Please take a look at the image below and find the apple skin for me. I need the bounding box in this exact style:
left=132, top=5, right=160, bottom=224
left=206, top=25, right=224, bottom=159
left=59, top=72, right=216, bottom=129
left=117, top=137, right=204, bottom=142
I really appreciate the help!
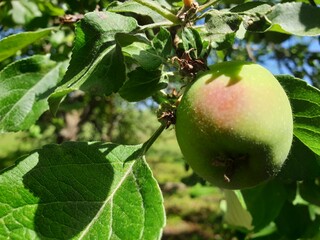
left=175, top=61, right=293, bottom=189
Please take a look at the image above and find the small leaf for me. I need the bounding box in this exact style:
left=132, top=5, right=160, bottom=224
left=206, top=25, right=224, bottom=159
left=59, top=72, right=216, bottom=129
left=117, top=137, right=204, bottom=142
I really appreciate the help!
left=276, top=75, right=320, bottom=156
left=204, top=10, right=242, bottom=49
left=108, top=0, right=167, bottom=23
left=117, top=33, right=163, bottom=71
left=0, top=55, right=66, bottom=133
left=0, top=28, right=55, bottom=62
left=119, top=67, right=167, bottom=102
left=181, top=27, right=203, bottom=58
left=267, top=2, right=320, bottom=36
left=0, top=142, right=165, bottom=239
left=241, top=179, right=295, bottom=231
left=152, top=27, right=173, bottom=58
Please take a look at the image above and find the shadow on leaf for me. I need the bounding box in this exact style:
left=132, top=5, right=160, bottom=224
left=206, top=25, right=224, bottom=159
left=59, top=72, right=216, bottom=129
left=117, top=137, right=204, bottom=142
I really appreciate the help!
left=22, top=141, right=119, bottom=239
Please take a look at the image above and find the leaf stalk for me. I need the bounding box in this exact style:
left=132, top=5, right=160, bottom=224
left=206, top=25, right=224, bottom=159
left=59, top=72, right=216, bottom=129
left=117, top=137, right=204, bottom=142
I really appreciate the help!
left=141, top=123, right=167, bottom=155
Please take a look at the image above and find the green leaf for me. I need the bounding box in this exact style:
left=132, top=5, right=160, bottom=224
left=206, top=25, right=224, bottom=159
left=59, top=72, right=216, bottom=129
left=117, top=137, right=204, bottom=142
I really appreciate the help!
left=0, top=142, right=165, bottom=239
left=230, top=2, right=272, bottom=32
left=204, top=10, right=242, bottom=49
left=111, top=0, right=179, bottom=24
left=276, top=75, right=320, bottom=156
left=78, top=44, right=126, bottom=95
left=0, top=55, right=66, bottom=133
left=250, top=223, right=280, bottom=240
left=49, top=44, right=125, bottom=115
left=117, top=33, right=163, bottom=71
left=181, top=28, right=203, bottom=58
left=119, top=67, right=167, bottom=102
left=152, top=27, right=173, bottom=59
left=108, top=0, right=167, bottom=23
left=267, top=2, right=320, bottom=36
left=63, top=11, right=136, bottom=85
left=223, top=190, right=253, bottom=231
left=222, top=0, right=245, bottom=4
left=278, top=137, right=320, bottom=181
left=275, top=202, right=320, bottom=239
left=48, top=12, right=137, bottom=113
left=241, top=179, right=295, bottom=231
left=0, top=28, right=55, bottom=62
left=230, top=2, right=272, bottom=15
left=37, top=1, right=65, bottom=16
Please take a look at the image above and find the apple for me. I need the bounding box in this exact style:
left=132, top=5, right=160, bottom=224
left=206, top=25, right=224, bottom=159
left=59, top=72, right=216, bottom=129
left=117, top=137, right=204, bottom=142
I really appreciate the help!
left=175, top=61, right=293, bottom=189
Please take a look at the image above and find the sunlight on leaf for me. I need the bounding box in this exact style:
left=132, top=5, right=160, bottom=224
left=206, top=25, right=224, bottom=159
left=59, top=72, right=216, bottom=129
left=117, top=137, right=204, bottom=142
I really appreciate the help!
left=276, top=75, right=320, bottom=156
left=0, top=55, right=67, bottom=133
left=267, top=2, right=320, bottom=36
left=0, top=142, right=165, bottom=239
left=0, top=28, right=55, bottom=62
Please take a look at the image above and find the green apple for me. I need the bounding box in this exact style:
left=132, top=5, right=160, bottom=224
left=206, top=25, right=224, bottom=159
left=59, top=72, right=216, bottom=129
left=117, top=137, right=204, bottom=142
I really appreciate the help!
left=175, top=61, right=293, bottom=189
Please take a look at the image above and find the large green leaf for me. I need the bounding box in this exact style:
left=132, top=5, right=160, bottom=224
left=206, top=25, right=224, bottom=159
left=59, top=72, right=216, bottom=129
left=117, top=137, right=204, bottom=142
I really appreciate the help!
left=48, top=11, right=138, bottom=114
left=241, top=179, right=295, bottom=231
left=276, top=75, right=320, bottom=156
left=62, top=11, right=137, bottom=86
left=0, top=55, right=66, bottom=133
left=49, top=44, right=125, bottom=114
left=278, top=137, right=320, bottom=181
left=267, top=2, right=320, bottom=36
left=0, top=142, right=165, bottom=239
left=0, top=28, right=55, bottom=62
left=275, top=202, right=320, bottom=239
